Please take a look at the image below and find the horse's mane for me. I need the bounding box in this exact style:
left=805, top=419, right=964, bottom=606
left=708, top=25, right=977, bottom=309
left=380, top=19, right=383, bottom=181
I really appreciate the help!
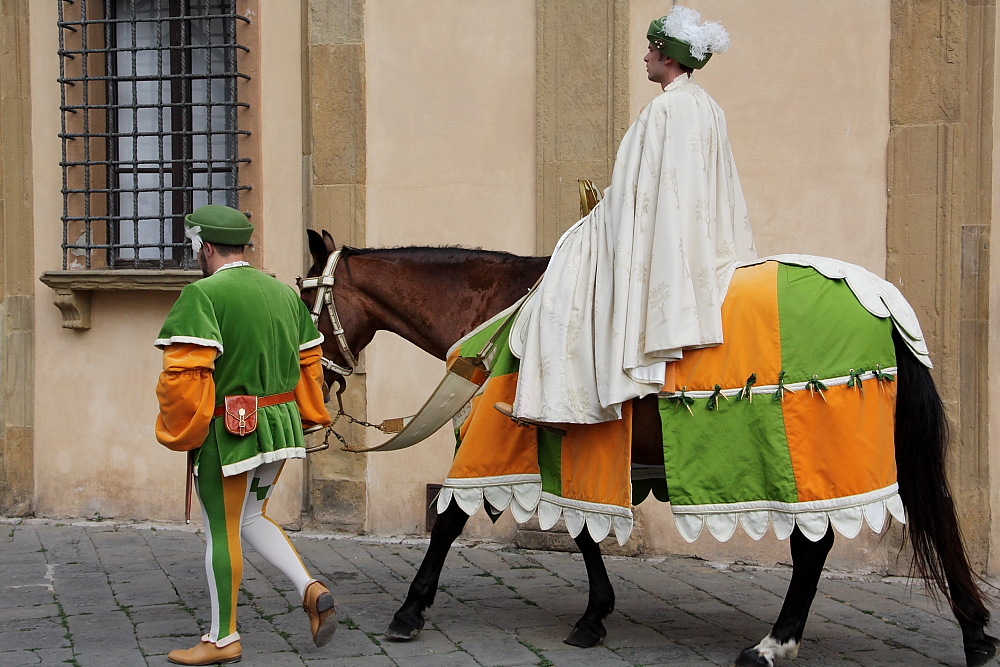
left=339, top=245, right=540, bottom=263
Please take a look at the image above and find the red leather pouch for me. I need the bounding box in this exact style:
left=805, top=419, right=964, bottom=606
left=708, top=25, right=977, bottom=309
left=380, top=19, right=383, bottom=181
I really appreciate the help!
left=224, top=395, right=258, bottom=436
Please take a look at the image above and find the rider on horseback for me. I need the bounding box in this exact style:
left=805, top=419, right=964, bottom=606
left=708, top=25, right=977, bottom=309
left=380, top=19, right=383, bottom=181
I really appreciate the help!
left=500, top=6, right=757, bottom=428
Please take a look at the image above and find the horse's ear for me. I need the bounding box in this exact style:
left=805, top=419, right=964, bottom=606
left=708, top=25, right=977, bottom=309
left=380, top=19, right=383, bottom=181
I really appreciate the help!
left=307, top=229, right=329, bottom=268
left=321, top=230, right=337, bottom=254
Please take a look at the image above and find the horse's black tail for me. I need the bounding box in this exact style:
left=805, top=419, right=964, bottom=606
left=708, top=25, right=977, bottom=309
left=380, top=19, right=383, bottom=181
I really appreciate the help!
left=893, top=330, right=990, bottom=624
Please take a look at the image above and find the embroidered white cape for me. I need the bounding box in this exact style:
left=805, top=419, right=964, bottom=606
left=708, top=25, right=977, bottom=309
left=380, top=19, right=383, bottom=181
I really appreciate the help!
left=515, top=74, right=758, bottom=423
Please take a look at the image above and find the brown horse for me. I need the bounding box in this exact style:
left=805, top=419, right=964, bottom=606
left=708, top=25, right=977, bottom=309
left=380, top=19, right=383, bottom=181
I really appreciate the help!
left=302, top=229, right=997, bottom=667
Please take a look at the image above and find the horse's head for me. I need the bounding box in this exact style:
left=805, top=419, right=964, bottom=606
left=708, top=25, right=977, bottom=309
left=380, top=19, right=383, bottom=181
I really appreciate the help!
left=301, top=229, right=366, bottom=401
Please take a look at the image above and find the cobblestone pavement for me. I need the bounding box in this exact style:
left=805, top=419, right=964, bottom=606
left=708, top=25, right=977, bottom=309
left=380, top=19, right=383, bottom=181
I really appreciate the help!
left=0, top=520, right=995, bottom=667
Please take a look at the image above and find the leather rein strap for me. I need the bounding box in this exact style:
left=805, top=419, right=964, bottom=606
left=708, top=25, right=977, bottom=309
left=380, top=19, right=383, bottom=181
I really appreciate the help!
left=298, top=249, right=359, bottom=377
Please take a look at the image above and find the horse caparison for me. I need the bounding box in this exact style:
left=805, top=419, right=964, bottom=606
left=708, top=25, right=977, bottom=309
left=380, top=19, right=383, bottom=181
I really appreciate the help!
left=302, top=229, right=998, bottom=667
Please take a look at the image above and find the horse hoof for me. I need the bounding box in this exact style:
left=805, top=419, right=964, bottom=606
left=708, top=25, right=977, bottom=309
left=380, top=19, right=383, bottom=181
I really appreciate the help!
left=384, top=615, right=423, bottom=641
left=563, top=624, right=605, bottom=648
left=732, top=647, right=772, bottom=667
left=966, top=633, right=1000, bottom=667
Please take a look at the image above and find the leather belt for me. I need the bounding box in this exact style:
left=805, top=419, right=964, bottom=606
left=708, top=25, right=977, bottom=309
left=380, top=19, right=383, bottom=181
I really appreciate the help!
left=213, top=391, right=296, bottom=417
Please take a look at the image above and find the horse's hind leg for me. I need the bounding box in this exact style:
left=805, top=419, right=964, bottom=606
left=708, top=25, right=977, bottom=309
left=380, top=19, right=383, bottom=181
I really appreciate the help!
left=948, top=570, right=999, bottom=667
left=564, top=529, right=615, bottom=648
left=735, top=525, right=834, bottom=667
left=385, top=499, right=469, bottom=640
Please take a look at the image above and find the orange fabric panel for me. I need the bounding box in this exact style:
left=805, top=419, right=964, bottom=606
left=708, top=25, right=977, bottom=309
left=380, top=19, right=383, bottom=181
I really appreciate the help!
left=449, top=373, right=540, bottom=480
left=782, top=378, right=897, bottom=502
left=560, top=401, right=632, bottom=508
left=672, top=262, right=783, bottom=391
left=155, top=343, right=218, bottom=452
left=222, top=472, right=247, bottom=631
left=296, top=345, right=333, bottom=429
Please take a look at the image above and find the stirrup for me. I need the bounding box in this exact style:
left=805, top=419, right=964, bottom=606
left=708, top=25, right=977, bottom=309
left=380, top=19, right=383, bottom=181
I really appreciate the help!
left=494, top=402, right=568, bottom=437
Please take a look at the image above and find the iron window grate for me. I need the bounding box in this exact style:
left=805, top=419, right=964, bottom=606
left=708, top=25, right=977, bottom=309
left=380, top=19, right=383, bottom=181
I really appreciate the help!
left=58, top=0, right=252, bottom=270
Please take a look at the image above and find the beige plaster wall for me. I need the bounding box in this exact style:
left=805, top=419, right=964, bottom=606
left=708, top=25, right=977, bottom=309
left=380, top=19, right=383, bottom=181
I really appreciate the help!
left=631, top=0, right=891, bottom=275
left=628, top=1, right=892, bottom=567
left=29, top=0, right=306, bottom=525
left=363, top=0, right=536, bottom=538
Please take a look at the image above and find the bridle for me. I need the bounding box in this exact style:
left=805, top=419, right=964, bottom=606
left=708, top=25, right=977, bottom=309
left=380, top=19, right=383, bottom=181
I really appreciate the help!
left=298, top=249, right=358, bottom=377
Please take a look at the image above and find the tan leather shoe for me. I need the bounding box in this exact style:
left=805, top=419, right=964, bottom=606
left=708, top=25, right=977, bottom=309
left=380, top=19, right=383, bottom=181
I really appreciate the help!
left=494, top=402, right=569, bottom=436
left=303, top=580, right=337, bottom=647
left=167, top=640, right=241, bottom=665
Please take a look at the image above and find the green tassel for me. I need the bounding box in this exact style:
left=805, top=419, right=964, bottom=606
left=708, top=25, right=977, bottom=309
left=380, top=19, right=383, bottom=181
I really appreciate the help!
left=873, top=364, right=895, bottom=383
left=773, top=370, right=792, bottom=402
left=806, top=375, right=829, bottom=402
left=737, top=373, right=757, bottom=403
left=669, top=386, right=695, bottom=416
left=707, top=384, right=728, bottom=411
left=847, top=368, right=866, bottom=396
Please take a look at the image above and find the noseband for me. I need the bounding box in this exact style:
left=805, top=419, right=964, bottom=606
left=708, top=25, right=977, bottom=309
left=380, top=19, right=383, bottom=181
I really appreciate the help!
left=298, top=249, right=359, bottom=377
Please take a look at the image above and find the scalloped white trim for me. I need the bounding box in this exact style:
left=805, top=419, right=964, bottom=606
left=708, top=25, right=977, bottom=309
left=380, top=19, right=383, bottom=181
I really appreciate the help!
left=439, top=476, right=634, bottom=545
left=671, top=486, right=905, bottom=543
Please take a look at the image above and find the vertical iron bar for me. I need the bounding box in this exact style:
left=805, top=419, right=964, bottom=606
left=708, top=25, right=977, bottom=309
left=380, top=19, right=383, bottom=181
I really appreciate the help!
left=131, top=0, right=140, bottom=265
left=228, top=0, right=238, bottom=210
left=59, top=0, right=70, bottom=269
left=205, top=0, right=214, bottom=209
left=81, top=0, right=92, bottom=269
left=105, top=0, right=117, bottom=268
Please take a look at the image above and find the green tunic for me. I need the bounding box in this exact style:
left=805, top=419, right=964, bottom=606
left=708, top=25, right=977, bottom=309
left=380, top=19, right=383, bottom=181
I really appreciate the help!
left=156, top=263, right=324, bottom=476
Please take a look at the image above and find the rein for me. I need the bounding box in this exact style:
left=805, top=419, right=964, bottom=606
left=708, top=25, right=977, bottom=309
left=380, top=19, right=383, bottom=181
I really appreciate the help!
left=298, top=249, right=395, bottom=452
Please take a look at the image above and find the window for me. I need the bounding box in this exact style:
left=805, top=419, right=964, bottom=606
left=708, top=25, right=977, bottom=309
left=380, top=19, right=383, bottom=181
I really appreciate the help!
left=58, top=0, right=250, bottom=270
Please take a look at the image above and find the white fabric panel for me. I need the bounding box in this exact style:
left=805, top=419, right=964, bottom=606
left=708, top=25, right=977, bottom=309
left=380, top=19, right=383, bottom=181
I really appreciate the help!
left=613, top=516, right=634, bottom=546
left=705, top=513, right=738, bottom=542
left=454, top=487, right=484, bottom=516
left=513, top=483, right=542, bottom=512
left=829, top=507, right=864, bottom=539
left=864, top=500, right=887, bottom=534
left=437, top=487, right=454, bottom=515
left=885, top=494, right=906, bottom=524
left=510, top=496, right=535, bottom=524
left=739, top=511, right=770, bottom=541
left=586, top=513, right=612, bottom=543
left=563, top=508, right=586, bottom=538
left=484, top=485, right=514, bottom=512
left=538, top=500, right=562, bottom=531
left=771, top=511, right=795, bottom=540
left=796, top=512, right=830, bottom=542
left=675, top=514, right=705, bottom=543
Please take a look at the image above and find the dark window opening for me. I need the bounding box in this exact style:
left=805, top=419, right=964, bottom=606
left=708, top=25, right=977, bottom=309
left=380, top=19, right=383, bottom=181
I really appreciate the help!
left=58, top=0, right=251, bottom=270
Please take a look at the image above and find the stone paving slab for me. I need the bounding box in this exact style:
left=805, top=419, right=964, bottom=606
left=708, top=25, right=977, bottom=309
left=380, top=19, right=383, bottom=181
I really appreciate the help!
left=0, top=520, right=997, bottom=666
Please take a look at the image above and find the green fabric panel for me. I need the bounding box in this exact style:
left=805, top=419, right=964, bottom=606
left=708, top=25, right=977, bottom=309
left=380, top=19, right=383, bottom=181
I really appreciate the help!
left=777, top=264, right=896, bottom=383
left=659, top=395, right=797, bottom=506
left=537, top=430, right=562, bottom=496
left=195, top=437, right=239, bottom=638
left=459, top=317, right=519, bottom=377
left=158, top=282, right=223, bottom=348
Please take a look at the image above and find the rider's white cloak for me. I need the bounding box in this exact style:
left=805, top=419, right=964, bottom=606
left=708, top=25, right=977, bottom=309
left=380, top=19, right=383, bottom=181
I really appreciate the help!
left=514, top=74, right=757, bottom=423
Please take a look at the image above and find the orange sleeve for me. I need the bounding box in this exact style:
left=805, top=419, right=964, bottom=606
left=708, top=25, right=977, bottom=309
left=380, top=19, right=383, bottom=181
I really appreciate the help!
left=296, top=345, right=332, bottom=430
left=155, top=343, right=218, bottom=452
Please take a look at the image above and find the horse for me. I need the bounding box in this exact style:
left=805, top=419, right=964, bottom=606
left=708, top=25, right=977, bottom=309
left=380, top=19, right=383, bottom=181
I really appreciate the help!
left=300, top=229, right=998, bottom=667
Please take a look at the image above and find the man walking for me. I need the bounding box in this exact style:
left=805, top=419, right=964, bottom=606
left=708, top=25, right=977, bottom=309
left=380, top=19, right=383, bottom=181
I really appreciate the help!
left=508, top=5, right=756, bottom=426
left=154, top=205, right=336, bottom=665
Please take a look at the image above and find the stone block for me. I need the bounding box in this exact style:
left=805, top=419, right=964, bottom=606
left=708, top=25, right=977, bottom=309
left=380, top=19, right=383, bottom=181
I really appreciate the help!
left=309, top=0, right=364, bottom=46
left=309, top=478, right=366, bottom=531
left=309, top=44, right=365, bottom=186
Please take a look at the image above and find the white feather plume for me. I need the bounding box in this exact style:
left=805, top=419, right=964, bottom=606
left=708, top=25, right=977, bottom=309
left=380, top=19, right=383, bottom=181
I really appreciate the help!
left=661, top=5, right=731, bottom=62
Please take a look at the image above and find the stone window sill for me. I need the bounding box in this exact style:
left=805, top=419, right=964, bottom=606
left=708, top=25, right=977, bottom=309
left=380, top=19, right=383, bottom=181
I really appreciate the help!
left=39, top=269, right=203, bottom=329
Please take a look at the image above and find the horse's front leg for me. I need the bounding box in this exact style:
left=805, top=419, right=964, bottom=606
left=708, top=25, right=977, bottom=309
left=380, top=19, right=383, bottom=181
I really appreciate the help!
left=564, top=529, right=616, bottom=648
left=735, top=525, right=834, bottom=667
left=385, top=499, right=469, bottom=640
